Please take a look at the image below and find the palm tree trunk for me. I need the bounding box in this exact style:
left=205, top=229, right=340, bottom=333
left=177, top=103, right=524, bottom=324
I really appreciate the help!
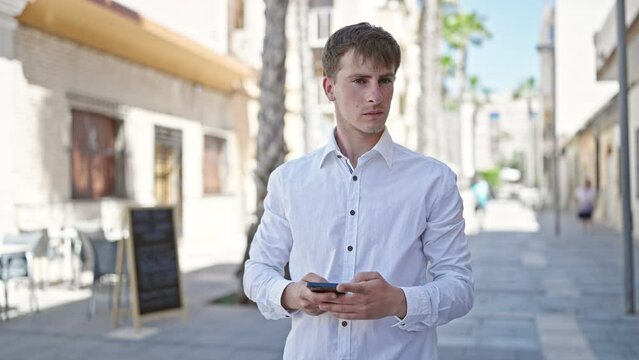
left=237, top=0, right=289, bottom=303
left=418, top=0, right=442, bottom=155
left=471, top=104, right=479, bottom=171
left=456, top=46, right=468, bottom=104
left=297, top=0, right=312, bottom=153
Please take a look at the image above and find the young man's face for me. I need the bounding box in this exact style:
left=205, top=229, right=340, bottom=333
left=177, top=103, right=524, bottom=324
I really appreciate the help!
left=323, top=49, right=395, bottom=136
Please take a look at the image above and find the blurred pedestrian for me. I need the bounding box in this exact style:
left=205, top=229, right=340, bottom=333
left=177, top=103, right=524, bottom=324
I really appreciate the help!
left=574, top=178, right=596, bottom=232
left=243, top=22, right=473, bottom=360
left=471, top=174, right=490, bottom=228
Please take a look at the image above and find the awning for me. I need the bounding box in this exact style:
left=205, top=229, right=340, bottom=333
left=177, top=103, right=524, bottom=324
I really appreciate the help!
left=17, top=0, right=255, bottom=93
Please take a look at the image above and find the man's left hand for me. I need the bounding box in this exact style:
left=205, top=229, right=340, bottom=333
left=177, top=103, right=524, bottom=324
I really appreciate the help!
left=318, top=272, right=407, bottom=320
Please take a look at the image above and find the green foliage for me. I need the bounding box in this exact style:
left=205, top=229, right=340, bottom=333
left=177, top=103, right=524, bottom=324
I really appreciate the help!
left=513, top=76, right=537, bottom=100
left=442, top=11, right=492, bottom=50
left=479, top=167, right=501, bottom=188
left=440, top=54, right=456, bottom=77
left=468, top=74, right=491, bottom=106
left=439, top=3, right=491, bottom=100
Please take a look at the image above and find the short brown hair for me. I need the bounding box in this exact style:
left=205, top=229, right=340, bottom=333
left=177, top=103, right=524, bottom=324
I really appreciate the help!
left=322, top=22, right=401, bottom=78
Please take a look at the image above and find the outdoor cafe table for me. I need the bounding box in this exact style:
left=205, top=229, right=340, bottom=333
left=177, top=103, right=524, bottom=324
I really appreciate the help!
left=0, top=244, right=31, bottom=320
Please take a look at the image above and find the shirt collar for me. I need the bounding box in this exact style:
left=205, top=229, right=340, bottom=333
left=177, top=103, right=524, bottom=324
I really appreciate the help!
left=319, top=127, right=394, bottom=169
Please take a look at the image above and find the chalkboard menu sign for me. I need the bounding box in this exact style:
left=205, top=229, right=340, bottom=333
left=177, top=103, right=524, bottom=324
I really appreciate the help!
left=126, top=207, right=184, bottom=328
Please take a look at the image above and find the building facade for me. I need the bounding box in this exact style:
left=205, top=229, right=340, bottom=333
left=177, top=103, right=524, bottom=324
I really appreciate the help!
left=559, top=0, right=639, bottom=233
left=0, top=0, right=255, bottom=267
left=539, top=0, right=618, bottom=209
left=592, top=0, right=639, bottom=231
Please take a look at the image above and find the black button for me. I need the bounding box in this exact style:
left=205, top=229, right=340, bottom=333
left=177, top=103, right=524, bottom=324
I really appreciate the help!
left=352, top=175, right=358, bottom=181
left=341, top=321, right=348, bottom=327
left=337, top=154, right=342, bottom=159
left=350, top=210, right=355, bottom=216
left=347, top=246, right=353, bottom=252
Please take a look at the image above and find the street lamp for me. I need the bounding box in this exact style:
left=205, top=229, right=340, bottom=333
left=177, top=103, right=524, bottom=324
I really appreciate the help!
left=615, top=0, right=635, bottom=315
left=537, top=8, right=560, bottom=237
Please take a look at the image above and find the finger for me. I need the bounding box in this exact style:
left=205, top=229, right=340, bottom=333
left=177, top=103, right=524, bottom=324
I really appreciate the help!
left=337, top=282, right=366, bottom=294
left=353, top=271, right=381, bottom=282
left=302, top=273, right=328, bottom=283
left=306, top=291, right=339, bottom=303
left=304, top=307, right=326, bottom=316
left=320, top=293, right=357, bottom=305
left=319, top=303, right=359, bottom=314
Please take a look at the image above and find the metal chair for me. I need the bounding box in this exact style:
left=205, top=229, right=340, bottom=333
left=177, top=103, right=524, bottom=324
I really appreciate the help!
left=1, top=231, right=45, bottom=319
left=76, top=229, right=126, bottom=318
left=17, top=229, right=51, bottom=288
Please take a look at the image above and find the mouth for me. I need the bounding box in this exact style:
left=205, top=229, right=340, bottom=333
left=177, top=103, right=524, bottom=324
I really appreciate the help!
left=363, top=111, right=384, bottom=116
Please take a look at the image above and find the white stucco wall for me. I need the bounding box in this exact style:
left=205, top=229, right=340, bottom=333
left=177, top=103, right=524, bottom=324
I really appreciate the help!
left=556, top=0, right=618, bottom=136
left=116, top=0, right=230, bottom=54
left=6, top=26, right=246, bottom=259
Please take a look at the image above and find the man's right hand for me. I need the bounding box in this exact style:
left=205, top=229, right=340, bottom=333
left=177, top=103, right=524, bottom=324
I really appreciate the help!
left=281, top=273, right=339, bottom=316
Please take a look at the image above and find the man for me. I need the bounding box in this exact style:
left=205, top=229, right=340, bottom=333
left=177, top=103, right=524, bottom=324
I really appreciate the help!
left=244, top=22, right=473, bottom=359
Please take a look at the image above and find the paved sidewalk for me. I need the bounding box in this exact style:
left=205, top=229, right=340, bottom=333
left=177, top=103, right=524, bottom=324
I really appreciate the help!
left=1, top=199, right=639, bottom=359
left=0, top=263, right=290, bottom=360
left=438, top=200, right=639, bottom=360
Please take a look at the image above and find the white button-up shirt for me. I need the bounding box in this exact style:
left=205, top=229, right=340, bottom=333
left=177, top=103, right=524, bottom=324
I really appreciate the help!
left=244, top=129, right=473, bottom=360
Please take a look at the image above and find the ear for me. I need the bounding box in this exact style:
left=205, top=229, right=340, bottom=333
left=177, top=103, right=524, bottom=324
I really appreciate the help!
left=323, top=77, right=336, bottom=102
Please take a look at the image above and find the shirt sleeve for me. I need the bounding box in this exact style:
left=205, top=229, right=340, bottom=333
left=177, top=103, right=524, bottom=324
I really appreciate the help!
left=393, top=168, right=474, bottom=331
left=243, top=167, right=296, bottom=320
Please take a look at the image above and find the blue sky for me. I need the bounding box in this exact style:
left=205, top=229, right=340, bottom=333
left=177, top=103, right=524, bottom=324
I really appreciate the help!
left=460, top=0, right=551, bottom=92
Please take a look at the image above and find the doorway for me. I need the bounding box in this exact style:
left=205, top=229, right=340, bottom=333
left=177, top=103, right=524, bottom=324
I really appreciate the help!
left=154, top=126, right=183, bottom=237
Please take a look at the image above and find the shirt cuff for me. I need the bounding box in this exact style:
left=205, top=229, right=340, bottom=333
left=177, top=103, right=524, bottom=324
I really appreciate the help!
left=268, top=278, right=296, bottom=318
left=392, top=286, right=432, bottom=331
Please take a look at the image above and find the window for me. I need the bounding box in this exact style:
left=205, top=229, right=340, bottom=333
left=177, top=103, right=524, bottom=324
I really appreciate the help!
left=231, top=0, right=244, bottom=29
left=312, top=48, right=324, bottom=77
left=309, top=7, right=332, bottom=47
left=203, top=135, right=227, bottom=194
left=71, top=110, right=125, bottom=199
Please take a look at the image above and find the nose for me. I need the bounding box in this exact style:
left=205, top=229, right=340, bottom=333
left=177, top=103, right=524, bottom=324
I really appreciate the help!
left=367, top=84, right=382, bottom=104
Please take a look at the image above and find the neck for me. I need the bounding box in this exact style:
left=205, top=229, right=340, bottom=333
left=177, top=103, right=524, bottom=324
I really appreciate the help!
left=334, top=126, right=383, bottom=168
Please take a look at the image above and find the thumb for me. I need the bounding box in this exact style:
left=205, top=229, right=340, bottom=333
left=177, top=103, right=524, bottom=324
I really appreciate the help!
left=302, top=272, right=328, bottom=283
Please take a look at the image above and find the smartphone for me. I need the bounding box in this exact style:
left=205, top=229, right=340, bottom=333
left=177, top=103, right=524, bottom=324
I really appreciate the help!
left=306, top=282, right=343, bottom=294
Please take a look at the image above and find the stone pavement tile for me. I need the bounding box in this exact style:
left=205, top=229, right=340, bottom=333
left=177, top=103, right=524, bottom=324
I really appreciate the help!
left=579, top=328, right=613, bottom=342
left=462, top=347, right=518, bottom=360
left=513, top=326, right=538, bottom=338
left=543, top=349, right=597, bottom=360
left=536, top=314, right=579, bottom=331
left=475, top=324, right=520, bottom=337
left=438, top=335, right=481, bottom=347
left=79, top=340, right=149, bottom=360
left=538, top=331, right=590, bottom=348
left=521, top=252, right=547, bottom=268
left=595, top=355, right=638, bottom=360
left=121, top=343, right=190, bottom=360
left=590, top=347, right=638, bottom=360
left=438, top=346, right=466, bottom=359
left=514, top=350, right=543, bottom=360
left=3, top=336, right=105, bottom=360
left=192, top=346, right=284, bottom=360
left=482, top=317, right=536, bottom=328
left=0, top=331, right=20, bottom=348
left=438, top=323, right=474, bottom=336
left=478, top=336, right=539, bottom=351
